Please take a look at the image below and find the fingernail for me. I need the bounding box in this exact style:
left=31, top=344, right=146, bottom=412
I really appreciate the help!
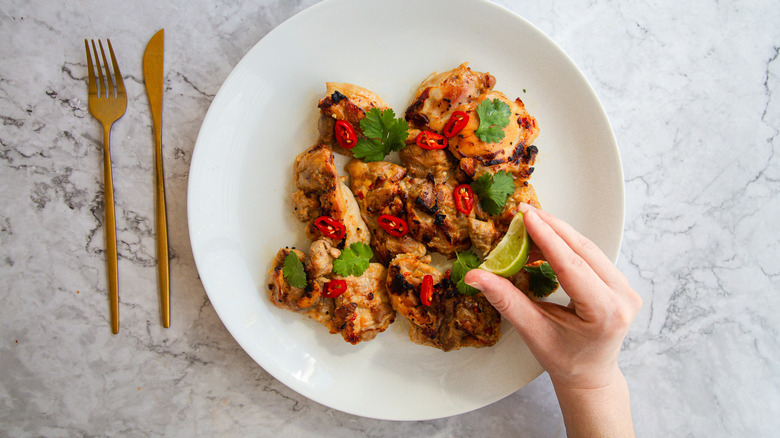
left=523, top=207, right=540, bottom=223
left=518, top=202, right=533, bottom=213
left=464, top=280, right=484, bottom=292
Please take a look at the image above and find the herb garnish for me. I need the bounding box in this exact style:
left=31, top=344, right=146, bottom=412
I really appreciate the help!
left=352, top=108, right=409, bottom=162
left=475, top=98, right=511, bottom=143
left=451, top=250, right=482, bottom=295
left=333, top=242, right=374, bottom=277
left=524, top=262, right=559, bottom=298
left=470, top=170, right=515, bottom=215
left=282, top=252, right=307, bottom=289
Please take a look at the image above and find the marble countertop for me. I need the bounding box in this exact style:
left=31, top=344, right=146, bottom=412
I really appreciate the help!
left=1, top=0, right=778, bottom=436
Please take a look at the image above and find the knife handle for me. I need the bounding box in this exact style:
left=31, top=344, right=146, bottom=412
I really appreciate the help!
left=154, top=137, right=170, bottom=328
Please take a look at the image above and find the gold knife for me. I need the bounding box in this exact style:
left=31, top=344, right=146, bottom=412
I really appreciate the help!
left=143, top=29, right=170, bottom=328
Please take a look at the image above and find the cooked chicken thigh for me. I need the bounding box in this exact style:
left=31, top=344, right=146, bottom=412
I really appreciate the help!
left=268, top=245, right=395, bottom=344
left=403, top=174, right=471, bottom=258
left=331, top=263, right=396, bottom=344
left=398, top=131, right=460, bottom=182
left=405, top=63, right=539, bottom=180
left=448, top=91, right=539, bottom=179
left=405, top=62, right=496, bottom=133
left=386, top=253, right=501, bottom=351
left=318, top=82, right=390, bottom=156
left=268, top=248, right=334, bottom=326
left=345, top=159, right=427, bottom=263
left=292, top=143, right=370, bottom=246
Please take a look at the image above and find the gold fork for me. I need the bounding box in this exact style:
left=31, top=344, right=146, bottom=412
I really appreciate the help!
left=85, top=39, right=127, bottom=334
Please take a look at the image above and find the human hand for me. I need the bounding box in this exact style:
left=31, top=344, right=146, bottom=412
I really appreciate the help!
left=464, top=203, right=642, bottom=390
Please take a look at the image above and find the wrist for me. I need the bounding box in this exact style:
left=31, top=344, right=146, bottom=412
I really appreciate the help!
left=550, top=366, right=636, bottom=438
left=549, top=362, right=624, bottom=391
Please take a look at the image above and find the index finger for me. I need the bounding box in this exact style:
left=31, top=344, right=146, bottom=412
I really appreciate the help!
left=520, top=203, right=628, bottom=289
left=520, top=207, right=610, bottom=316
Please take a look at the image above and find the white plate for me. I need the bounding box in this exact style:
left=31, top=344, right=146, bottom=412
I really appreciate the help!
left=188, top=0, right=624, bottom=421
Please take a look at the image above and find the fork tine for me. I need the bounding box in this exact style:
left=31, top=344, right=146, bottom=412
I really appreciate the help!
left=98, top=40, right=114, bottom=98
left=84, top=39, right=97, bottom=96
left=91, top=40, right=105, bottom=98
left=106, top=39, right=125, bottom=95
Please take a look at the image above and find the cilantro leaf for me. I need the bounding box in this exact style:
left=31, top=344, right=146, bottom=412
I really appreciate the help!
left=352, top=108, right=409, bottom=162
left=524, top=262, right=559, bottom=298
left=451, top=250, right=482, bottom=295
left=352, top=138, right=387, bottom=162
left=333, top=242, right=374, bottom=277
left=282, top=252, right=307, bottom=289
left=475, top=98, right=511, bottom=143
left=470, top=170, right=515, bottom=215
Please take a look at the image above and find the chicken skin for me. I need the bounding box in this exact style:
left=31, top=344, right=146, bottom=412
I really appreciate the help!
left=318, top=82, right=390, bottom=157
left=386, top=253, right=501, bottom=351
left=405, top=63, right=539, bottom=180
left=448, top=91, right=539, bottom=179
left=292, top=143, right=370, bottom=247
left=405, top=62, right=496, bottom=133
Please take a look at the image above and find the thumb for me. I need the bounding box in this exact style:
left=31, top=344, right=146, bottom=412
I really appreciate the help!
left=465, top=269, right=541, bottom=330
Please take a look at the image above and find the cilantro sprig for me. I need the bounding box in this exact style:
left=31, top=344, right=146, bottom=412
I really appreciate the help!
left=451, top=250, right=482, bottom=295
left=333, top=242, right=374, bottom=277
left=352, top=108, right=409, bottom=162
left=470, top=170, right=515, bottom=216
left=475, top=98, right=511, bottom=143
left=282, top=252, right=307, bottom=289
left=524, top=262, right=559, bottom=298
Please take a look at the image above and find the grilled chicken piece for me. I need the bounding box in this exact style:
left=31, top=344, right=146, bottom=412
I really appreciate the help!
left=405, top=63, right=539, bottom=180
left=268, top=248, right=334, bottom=326
left=345, top=159, right=427, bottom=264
left=331, top=263, right=396, bottom=344
left=398, top=134, right=460, bottom=183
left=293, top=143, right=370, bottom=246
left=448, top=91, right=539, bottom=179
left=269, top=245, right=395, bottom=344
left=403, top=174, right=471, bottom=258
left=469, top=180, right=542, bottom=253
left=405, top=62, right=496, bottom=133
left=386, top=253, right=501, bottom=351
left=318, top=82, right=390, bottom=156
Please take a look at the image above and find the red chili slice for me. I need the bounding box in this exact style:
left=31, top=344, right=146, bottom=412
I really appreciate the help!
left=377, top=214, right=409, bottom=237
left=334, top=120, right=357, bottom=149
left=323, top=279, right=347, bottom=298
left=415, top=130, right=447, bottom=150
left=453, top=184, right=474, bottom=214
left=420, top=275, right=433, bottom=306
left=314, top=216, right=346, bottom=240
left=443, top=111, right=469, bottom=138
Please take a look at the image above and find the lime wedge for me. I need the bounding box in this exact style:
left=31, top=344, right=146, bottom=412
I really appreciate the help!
left=479, top=212, right=532, bottom=277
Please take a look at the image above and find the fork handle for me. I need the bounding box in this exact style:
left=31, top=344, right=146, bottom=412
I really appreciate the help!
left=103, top=124, right=119, bottom=334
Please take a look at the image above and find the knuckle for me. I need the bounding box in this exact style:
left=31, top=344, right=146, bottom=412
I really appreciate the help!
left=485, top=291, right=515, bottom=315
left=577, top=234, right=598, bottom=252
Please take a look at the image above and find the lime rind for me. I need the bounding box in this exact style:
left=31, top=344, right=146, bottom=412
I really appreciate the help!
left=479, top=212, right=532, bottom=277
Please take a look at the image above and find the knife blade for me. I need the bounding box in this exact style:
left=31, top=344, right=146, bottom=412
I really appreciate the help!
left=143, top=29, right=170, bottom=328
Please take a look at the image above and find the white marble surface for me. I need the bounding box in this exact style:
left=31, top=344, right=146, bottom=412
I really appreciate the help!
left=1, top=0, right=778, bottom=436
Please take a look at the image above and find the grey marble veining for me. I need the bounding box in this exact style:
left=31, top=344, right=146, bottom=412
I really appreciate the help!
left=1, top=0, right=778, bottom=436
